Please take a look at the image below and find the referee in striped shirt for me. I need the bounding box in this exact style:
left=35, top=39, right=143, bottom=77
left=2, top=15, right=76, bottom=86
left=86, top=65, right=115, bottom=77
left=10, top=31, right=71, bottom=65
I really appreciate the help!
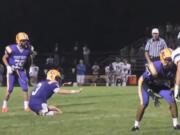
left=145, top=28, right=167, bottom=63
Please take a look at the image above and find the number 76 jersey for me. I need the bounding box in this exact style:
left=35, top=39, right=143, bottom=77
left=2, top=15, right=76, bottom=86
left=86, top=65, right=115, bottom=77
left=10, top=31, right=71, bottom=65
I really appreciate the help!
left=30, top=80, right=60, bottom=103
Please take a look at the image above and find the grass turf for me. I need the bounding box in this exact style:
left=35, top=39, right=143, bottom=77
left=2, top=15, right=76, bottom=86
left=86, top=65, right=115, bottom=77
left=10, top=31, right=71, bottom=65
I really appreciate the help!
left=0, top=86, right=179, bottom=135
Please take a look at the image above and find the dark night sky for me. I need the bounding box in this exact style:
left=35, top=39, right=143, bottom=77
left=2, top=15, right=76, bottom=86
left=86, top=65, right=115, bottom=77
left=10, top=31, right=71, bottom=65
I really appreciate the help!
left=0, top=0, right=180, bottom=53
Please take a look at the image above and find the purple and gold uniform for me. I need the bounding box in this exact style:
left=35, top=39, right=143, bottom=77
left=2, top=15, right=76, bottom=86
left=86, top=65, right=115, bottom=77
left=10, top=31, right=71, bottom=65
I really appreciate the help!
left=5, top=44, right=33, bottom=92
left=29, top=80, right=59, bottom=114
left=141, top=60, right=176, bottom=106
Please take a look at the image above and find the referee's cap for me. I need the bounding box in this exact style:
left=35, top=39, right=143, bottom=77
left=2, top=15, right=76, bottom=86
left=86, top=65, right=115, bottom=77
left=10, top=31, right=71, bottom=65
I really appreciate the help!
left=152, top=28, right=159, bottom=34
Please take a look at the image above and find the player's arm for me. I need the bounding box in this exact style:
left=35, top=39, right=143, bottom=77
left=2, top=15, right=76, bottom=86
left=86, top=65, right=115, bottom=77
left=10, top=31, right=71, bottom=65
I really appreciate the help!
left=2, top=46, right=14, bottom=74
left=2, top=46, right=12, bottom=66
left=174, top=61, right=180, bottom=101
left=29, top=46, right=36, bottom=65
left=145, top=52, right=152, bottom=64
left=2, top=53, right=9, bottom=66
left=54, top=88, right=82, bottom=95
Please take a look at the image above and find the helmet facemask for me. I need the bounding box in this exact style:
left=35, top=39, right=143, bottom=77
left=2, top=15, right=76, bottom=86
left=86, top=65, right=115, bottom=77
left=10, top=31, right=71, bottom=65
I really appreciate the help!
left=16, top=32, right=30, bottom=49
left=163, top=57, right=173, bottom=69
left=55, top=76, right=62, bottom=85
left=19, top=39, right=30, bottom=49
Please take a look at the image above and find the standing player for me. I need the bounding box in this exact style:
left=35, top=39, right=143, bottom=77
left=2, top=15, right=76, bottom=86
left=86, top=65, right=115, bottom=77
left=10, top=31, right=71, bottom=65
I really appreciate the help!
left=121, top=59, right=131, bottom=86
left=105, top=64, right=114, bottom=86
left=112, top=57, right=123, bottom=86
left=2, top=32, right=34, bottom=112
left=29, top=69, right=81, bottom=116
left=132, top=48, right=180, bottom=131
left=172, top=47, right=180, bottom=101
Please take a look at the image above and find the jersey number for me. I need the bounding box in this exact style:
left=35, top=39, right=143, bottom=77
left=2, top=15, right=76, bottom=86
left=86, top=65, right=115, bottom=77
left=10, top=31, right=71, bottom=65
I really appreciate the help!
left=32, top=83, right=42, bottom=95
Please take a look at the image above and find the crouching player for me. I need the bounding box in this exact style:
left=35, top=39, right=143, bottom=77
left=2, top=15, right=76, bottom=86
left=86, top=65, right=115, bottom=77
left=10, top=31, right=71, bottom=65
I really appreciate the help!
left=131, top=48, right=180, bottom=131
left=29, top=69, right=81, bottom=116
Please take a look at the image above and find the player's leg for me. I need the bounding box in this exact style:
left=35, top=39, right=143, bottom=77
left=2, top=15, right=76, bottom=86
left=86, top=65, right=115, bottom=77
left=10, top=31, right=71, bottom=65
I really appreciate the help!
left=38, top=103, right=62, bottom=116
left=48, top=105, right=63, bottom=114
left=76, top=75, right=80, bottom=86
left=115, top=74, right=119, bottom=86
left=111, top=74, right=115, bottom=86
left=81, top=75, right=85, bottom=85
left=18, top=70, right=29, bottom=111
left=116, top=77, right=121, bottom=86
left=122, top=74, right=128, bottom=86
left=29, top=102, right=42, bottom=115
left=132, top=88, right=149, bottom=131
left=105, top=74, right=109, bottom=86
left=79, top=75, right=82, bottom=86
left=121, top=73, right=126, bottom=86
left=2, top=73, right=15, bottom=112
left=159, top=90, right=180, bottom=129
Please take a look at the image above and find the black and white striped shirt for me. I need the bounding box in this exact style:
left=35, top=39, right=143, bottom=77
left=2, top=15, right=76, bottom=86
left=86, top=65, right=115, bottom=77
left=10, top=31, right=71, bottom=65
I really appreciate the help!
left=145, top=38, right=167, bottom=58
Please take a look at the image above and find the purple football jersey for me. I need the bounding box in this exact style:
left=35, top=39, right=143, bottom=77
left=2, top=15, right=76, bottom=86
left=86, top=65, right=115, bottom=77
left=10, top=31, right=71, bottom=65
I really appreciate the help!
left=6, top=44, right=32, bottom=70
left=29, top=80, right=59, bottom=103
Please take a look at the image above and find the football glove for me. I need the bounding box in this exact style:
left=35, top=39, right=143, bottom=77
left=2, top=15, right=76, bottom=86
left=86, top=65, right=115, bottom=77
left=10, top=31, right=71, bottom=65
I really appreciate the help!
left=6, top=65, right=13, bottom=74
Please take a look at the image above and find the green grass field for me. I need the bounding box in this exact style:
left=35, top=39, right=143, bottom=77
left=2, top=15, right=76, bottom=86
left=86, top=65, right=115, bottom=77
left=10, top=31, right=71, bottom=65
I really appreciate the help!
left=0, top=86, right=180, bottom=135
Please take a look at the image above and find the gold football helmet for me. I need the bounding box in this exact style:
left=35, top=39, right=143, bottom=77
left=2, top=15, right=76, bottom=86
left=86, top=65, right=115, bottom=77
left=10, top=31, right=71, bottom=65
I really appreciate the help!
left=46, top=69, right=61, bottom=81
left=16, top=32, right=29, bottom=44
left=160, top=48, right=172, bottom=65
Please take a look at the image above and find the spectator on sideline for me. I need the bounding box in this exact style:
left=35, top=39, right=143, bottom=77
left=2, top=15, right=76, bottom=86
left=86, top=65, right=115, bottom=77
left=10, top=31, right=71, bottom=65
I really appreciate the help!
left=92, top=62, right=100, bottom=76
left=76, top=59, right=86, bottom=86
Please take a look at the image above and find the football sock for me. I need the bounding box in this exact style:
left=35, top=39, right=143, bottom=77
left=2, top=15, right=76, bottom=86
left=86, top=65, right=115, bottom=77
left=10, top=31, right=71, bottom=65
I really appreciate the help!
left=2, top=100, right=8, bottom=108
left=45, top=111, right=55, bottom=116
left=173, top=118, right=179, bottom=127
left=134, top=120, right=140, bottom=127
left=24, top=101, right=29, bottom=109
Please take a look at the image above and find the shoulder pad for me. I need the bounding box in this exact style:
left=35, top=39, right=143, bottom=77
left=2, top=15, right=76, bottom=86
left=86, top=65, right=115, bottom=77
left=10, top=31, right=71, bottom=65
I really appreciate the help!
left=5, top=45, right=12, bottom=54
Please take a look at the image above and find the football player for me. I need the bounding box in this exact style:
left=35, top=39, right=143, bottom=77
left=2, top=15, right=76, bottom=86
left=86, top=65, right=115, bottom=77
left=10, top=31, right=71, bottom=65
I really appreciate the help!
left=105, top=64, right=114, bottom=86
left=29, top=69, right=81, bottom=116
left=112, top=57, right=123, bottom=86
left=121, top=59, right=131, bottom=86
left=2, top=32, right=34, bottom=112
left=131, top=48, right=180, bottom=131
left=172, top=47, right=180, bottom=102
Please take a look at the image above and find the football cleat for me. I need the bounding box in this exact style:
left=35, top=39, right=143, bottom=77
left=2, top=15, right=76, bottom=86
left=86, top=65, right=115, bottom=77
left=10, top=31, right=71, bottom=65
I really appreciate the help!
left=174, top=124, right=180, bottom=130
left=2, top=107, right=9, bottom=113
left=131, top=126, right=140, bottom=131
